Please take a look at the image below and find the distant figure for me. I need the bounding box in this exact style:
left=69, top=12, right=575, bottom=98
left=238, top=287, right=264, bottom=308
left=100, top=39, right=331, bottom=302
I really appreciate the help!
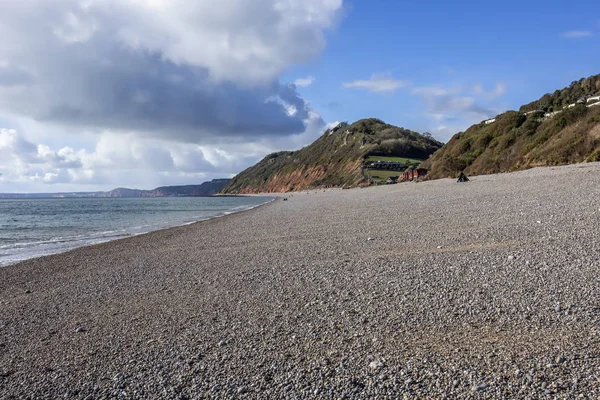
left=457, top=171, right=469, bottom=183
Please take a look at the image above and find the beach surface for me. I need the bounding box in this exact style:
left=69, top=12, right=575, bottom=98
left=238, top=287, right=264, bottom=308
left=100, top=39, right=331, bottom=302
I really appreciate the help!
left=1, top=163, right=600, bottom=399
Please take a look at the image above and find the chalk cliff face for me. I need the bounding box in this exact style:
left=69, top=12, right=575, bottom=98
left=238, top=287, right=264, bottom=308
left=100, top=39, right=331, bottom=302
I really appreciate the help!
left=222, top=119, right=442, bottom=194
left=422, top=74, right=600, bottom=179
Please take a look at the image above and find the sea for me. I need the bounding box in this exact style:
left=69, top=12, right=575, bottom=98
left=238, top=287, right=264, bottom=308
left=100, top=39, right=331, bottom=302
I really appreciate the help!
left=0, top=196, right=273, bottom=267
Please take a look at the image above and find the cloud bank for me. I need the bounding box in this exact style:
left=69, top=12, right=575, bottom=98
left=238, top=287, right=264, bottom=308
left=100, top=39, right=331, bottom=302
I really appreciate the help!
left=343, top=74, right=409, bottom=93
left=294, top=76, right=316, bottom=87
left=560, top=30, right=593, bottom=39
left=0, top=0, right=344, bottom=191
left=0, top=0, right=343, bottom=142
left=0, top=128, right=272, bottom=190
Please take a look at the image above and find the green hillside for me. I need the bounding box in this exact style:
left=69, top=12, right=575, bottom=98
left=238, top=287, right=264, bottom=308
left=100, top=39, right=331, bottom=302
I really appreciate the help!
left=421, top=74, right=600, bottom=179
left=222, top=118, right=442, bottom=193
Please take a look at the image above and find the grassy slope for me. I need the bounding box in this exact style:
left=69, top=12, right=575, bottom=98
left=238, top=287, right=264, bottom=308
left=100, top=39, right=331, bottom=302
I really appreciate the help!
left=222, top=119, right=442, bottom=193
left=422, top=74, right=600, bottom=179
left=365, top=155, right=424, bottom=164
left=364, top=156, right=424, bottom=182
left=364, top=169, right=403, bottom=182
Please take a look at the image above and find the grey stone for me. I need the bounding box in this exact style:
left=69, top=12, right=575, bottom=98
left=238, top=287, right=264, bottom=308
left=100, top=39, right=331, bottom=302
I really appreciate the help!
left=472, top=383, right=489, bottom=392
left=369, top=360, right=384, bottom=370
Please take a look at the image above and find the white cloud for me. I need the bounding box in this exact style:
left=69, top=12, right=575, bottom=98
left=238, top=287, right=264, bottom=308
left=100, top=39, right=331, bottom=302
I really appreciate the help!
left=411, top=83, right=500, bottom=141
left=27, top=0, right=342, bottom=85
left=0, top=128, right=216, bottom=191
left=0, top=112, right=331, bottom=192
left=294, top=76, right=315, bottom=87
left=343, top=74, right=409, bottom=93
left=0, top=0, right=341, bottom=143
left=0, top=128, right=37, bottom=158
left=411, top=86, right=456, bottom=97
left=560, top=30, right=593, bottom=39
left=472, top=82, right=505, bottom=100
left=52, top=11, right=98, bottom=44
left=0, top=0, right=343, bottom=191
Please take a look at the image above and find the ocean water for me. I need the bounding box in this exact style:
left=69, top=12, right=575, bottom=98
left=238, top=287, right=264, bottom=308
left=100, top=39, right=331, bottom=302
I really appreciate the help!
left=0, top=196, right=273, bottom=267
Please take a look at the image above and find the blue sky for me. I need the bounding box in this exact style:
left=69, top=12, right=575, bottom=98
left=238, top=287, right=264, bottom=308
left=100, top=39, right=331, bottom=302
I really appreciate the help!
left=287, top=0, right=600, bottom=137
left=0, top=0, right=599, bottom=192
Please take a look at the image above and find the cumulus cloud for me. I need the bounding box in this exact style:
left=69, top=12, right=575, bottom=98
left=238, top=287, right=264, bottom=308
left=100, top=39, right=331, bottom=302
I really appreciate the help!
left=472, top=82, right=506, bottom=100
left=343, top=74, right=409, bottom=93
left=411, top=84, right=498, bottom=140
left=110, top=0, right=342, bottom=84
left=0, top=64, right=34, bottom=87
left=411, top=86, right=456, bottom=98
left=0, top=0, right=345, bottom=191
left=0, top=128, right=256, bottom=191
left=560, top=30, right=593, bottom=39
left=0, top=128, right=86, bottom=188
left=0, top=0, right=341, bottom=145
left=294, top=76, right=315, bottom=87
left=0, top=123, right=337, bottom=192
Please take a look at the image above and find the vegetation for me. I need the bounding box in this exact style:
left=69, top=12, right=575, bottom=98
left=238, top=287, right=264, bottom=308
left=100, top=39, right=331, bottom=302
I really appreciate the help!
left=222, top=118, right=442, bottom=193
left=363, top=156, right=423, bottom=182
left=364, top=155, right=423, bottom=164
left=364, top=169, right=402, bottom=183
left=422, top=73, right=600, bottom=179
left=520, top=75, right=600, bottom=113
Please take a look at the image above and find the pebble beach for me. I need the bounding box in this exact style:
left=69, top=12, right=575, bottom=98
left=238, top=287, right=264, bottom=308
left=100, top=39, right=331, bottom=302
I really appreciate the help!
left=1, top=162, right=600, bottom=399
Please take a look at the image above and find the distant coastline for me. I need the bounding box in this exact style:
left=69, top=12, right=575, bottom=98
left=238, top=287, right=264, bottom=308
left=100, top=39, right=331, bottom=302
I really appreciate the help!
left=0, top=178, right=232, bottom=199
left=0, top=194, right=248, bottom=199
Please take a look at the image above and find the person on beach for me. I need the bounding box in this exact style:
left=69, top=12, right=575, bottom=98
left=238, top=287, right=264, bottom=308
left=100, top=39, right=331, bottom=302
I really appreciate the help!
left=457, top=171, right=469, bottom=183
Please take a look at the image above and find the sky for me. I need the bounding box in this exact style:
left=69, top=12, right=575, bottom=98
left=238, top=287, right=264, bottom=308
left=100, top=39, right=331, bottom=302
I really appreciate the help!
left=0, top=0, right=599, bottom=193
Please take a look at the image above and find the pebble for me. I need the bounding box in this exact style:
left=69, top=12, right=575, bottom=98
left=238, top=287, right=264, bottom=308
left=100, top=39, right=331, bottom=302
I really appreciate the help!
left=472, top=383, right=489, bottom=391
left=369, top=360, right=384, bottom=370
left=3, top=162, right=600, bottom=398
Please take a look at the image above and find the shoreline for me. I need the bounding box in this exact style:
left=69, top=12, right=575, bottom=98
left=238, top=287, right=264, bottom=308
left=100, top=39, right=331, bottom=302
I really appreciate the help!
left=2, top=162, right=600, bottom=398
left=0, top=196, right=276, bottom=269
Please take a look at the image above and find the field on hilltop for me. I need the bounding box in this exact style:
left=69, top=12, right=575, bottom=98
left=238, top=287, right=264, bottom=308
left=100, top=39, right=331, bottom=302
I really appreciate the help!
left=222, top=119, right=442, bottom=193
